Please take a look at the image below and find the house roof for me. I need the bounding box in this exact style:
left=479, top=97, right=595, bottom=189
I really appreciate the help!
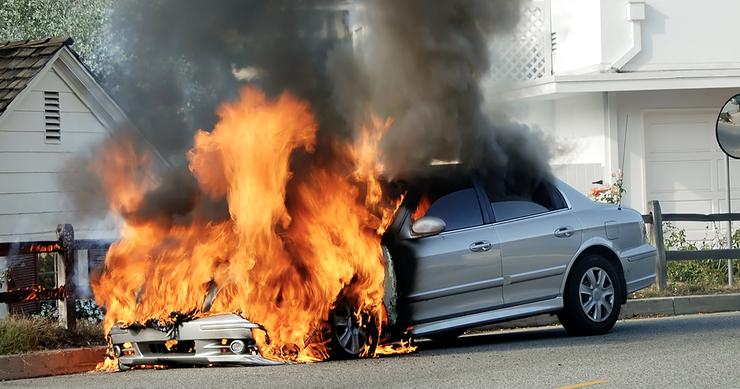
left=0, top=37, right=72, bottom=115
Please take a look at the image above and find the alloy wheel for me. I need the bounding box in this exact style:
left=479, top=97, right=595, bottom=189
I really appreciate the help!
left=578, top=267, right=615, bottom=323
left=332, top=302, right=368, bottom=355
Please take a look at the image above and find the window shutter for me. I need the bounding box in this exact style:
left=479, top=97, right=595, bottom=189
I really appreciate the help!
left=44, top=91, right=61, bottom=143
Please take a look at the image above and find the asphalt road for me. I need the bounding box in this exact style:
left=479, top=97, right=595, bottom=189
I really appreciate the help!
left=4, top=312, right=740, bottom=389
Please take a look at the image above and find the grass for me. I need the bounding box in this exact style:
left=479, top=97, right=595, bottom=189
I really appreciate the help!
left=631, top=282, right=740, bottom=299
left=0, top=316, right=105, bottom=355
left=630, top=258, right=740, bottom=298
left=629, top=224, right=740, bottom=299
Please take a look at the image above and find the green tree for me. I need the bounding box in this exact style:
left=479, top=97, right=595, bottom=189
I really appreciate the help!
left=0, top=0, right=112, bottom=77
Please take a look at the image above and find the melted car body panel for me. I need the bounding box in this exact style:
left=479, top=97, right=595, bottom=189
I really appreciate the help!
left=110, top=314, right=284, bottom=368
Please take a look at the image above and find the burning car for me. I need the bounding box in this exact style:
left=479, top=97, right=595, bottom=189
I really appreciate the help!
left=110, top=173, right=656, bottom=368
left=368, top=175, right=656, bottom=344
left=110, top=314, right=282, bottom=369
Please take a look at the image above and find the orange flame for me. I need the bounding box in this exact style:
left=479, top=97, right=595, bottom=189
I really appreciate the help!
left=411, top=195, right=431, bottom=221
left=95, top=355, right=119, bottom=372
left=374, top=338, right=417, bottom=356
left=28, top=243, right=61, bottom=253
left=92, top=87, right=410, bottom=362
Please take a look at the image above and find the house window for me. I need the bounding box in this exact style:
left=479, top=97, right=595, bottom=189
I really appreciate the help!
left=43, top=91, right=61, bottom=143
left=37, top=253, right=58, bottom=289
left=36, top=253, right=59, bottom=317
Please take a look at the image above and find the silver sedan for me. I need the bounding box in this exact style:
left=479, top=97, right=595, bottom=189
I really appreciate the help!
left=331, top=176, right=656, bottom=355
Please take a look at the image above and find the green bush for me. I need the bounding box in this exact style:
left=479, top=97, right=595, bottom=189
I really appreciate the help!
left=0, top=316, right=104, bottom=355
left=34, top=299, right=105, bottom=324
left=0, top=317, right=38, bottom=355
left=663, top=223, right=740, bottom=291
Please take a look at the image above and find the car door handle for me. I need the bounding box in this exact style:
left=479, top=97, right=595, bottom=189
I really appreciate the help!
left=469, top=240, right=492, bottom=252
left=554, top=226, right=575, bottom=238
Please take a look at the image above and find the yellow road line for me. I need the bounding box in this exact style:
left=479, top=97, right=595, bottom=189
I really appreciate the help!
left=554, top=379, right=608, bottom=389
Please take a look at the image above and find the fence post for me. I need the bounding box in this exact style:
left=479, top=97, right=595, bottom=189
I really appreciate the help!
left=647, top=200, right=667, bottom=291
left=726, top=155, right=734, bottom=286
left=57, top=224, right=76, bottom=331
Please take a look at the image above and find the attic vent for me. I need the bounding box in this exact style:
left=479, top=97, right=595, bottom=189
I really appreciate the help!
left=43, top=91, right=61, bottom=143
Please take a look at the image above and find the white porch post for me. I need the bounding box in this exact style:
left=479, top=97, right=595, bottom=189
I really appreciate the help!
left=0, top=256, right=7, bottom=319
left=75, top=250, right=89, bottom=297
left=55, top=253, right=68, bottom=328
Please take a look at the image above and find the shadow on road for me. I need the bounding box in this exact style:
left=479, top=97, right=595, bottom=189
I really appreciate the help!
left=414, top=312, right=740, bottom=356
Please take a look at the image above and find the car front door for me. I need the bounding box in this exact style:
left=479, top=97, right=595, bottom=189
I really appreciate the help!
left=399, top=187, right=504, bottom=325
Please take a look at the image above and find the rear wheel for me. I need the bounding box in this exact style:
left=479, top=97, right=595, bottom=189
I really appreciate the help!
left=558, top=254, right=623, bottom=336
left=330, top=299, right=376, bottom=359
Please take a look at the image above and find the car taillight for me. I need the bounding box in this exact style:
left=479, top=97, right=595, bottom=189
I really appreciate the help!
left=640, top=220, right=648, bottom=243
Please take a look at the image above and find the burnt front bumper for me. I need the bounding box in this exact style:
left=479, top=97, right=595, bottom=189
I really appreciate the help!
left=109, top=313, right=283, bottom=368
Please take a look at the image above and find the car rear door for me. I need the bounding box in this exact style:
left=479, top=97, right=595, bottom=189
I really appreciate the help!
left=399, top=186, right=504, bottom=325
left=482, top=181, right=582, bottom=306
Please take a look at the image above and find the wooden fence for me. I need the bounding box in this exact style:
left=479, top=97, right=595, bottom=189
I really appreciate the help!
left=645, top=200, right=740, bottom=290
left=0, top=225, right=112, bottom=330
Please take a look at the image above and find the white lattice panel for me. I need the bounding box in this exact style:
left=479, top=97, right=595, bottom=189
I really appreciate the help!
left=490, top=2, right=552, bottom=82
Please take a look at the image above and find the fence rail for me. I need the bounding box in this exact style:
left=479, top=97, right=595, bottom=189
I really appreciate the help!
left=644, top=200, right=739, bottom=290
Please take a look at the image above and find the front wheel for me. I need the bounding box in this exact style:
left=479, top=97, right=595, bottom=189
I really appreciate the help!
left=329, top=299, right=376, bottom=359
left=557, top=254, right=623, bottom=336
left=118, top=360, right=132, bottom=372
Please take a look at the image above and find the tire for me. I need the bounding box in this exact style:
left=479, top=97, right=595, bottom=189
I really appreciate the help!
left=329, top=299, right=377, bottom=359
left=118, top=360, right=132, bottom=372
left=557, top=254, right=623, bottom=336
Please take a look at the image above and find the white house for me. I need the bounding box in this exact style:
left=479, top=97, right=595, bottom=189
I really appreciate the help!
left=0, top=38, right=128, bottom=317
left=491, top=0, right=740, bottom=240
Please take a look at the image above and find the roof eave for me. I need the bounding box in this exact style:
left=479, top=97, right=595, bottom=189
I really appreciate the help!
left=503, top=69, right=740, bottom=101
left=0, top=48, right=64, bottom=125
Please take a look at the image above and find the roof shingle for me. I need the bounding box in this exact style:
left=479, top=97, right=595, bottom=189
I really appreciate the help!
left=0, top=37, right=72, bottom=115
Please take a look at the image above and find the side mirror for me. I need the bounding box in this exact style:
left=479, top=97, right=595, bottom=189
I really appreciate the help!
left=411, top=216, right=446, bottom=238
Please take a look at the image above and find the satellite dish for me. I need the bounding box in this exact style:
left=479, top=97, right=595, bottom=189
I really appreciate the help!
left=717, top=94, right=740, bottom=159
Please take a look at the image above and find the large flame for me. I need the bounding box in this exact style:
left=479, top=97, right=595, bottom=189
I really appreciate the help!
left=92, top=87, right=408, bottom=362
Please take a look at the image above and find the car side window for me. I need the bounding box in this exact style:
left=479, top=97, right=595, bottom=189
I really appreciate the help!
left=487, top=181, right=566, bottom=222
left=414, top=187, right=484, bottom=231
left=492, top=201, right=549, bottom=222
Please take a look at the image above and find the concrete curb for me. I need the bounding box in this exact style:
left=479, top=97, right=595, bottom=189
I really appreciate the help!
left=478, top=293, right=740, bottom=331
left=0, top=346, right=106, bottom=381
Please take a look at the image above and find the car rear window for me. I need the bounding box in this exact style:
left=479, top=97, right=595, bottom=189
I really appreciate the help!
left=485, top=180, right=566, bottom=222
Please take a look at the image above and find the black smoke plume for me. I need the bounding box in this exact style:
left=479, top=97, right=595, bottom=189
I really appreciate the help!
left=332, top=0, right=551, bottom=188
left=77, top=0, right=554, bottom=222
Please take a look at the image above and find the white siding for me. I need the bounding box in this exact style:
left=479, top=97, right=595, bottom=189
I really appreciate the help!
left=550, top=0, right=602, bottom=74
left=513, top=93, right=608, bottom=194
left=643, top=110, right=740, bottom=240
left=514, top=88, right=740, bottom=215
left=613, top=88, right=740, bottom=212
left=0, top=66, right=116, bottom=243
left=625, top=0, right=740, bottom=71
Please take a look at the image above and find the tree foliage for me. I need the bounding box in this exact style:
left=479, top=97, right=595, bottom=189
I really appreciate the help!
left=0, top=0, right=112, bottom=76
